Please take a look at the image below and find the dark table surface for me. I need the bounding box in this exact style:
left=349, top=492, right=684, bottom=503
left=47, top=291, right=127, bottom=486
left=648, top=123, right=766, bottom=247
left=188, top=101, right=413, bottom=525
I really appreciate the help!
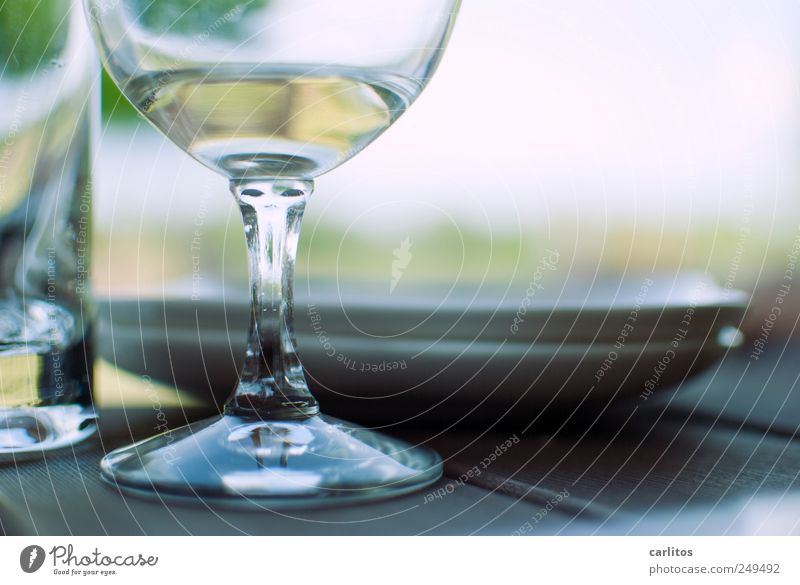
left=1, top=342, right=799, bottom=535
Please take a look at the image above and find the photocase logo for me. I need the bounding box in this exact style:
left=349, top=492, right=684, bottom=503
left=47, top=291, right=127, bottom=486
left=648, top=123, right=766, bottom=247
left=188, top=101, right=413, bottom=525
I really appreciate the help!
left=390, top=237, right=413, bottom=294
left=19, top=545, right=45, bottom=573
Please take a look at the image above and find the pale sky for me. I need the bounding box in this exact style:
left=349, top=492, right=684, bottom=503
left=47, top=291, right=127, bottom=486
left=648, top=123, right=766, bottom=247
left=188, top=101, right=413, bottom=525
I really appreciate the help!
left=96, top=0, right=800, bottom=237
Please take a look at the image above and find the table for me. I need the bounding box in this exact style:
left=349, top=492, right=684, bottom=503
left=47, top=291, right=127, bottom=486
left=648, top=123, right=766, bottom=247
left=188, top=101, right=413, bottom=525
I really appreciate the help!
left=1, top=342, right=798, bottom=535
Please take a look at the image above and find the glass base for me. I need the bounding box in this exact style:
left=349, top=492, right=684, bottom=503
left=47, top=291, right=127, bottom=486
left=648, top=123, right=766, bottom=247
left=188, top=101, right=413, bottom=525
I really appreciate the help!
left=0, top=405, right=97, bottom=461
left=100, top=414, right=442, bottom=507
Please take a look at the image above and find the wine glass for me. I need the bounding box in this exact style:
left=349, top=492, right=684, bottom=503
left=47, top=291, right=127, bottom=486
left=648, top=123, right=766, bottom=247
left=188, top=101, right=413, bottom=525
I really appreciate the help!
left=85, top=0, right=461, bottom=504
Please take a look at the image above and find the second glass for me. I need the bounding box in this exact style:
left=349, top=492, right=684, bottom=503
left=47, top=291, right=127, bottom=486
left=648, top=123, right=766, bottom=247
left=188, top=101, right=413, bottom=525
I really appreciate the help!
left=0, top=0, right=97, bottom=458
left=86, top=0, right=461, bottom=504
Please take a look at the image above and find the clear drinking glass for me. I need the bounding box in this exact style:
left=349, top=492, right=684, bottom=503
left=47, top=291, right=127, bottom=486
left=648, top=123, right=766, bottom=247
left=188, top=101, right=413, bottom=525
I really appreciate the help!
left=0, top=0, right=98, bottom=457
left=85, top=0, right=461, bottom=504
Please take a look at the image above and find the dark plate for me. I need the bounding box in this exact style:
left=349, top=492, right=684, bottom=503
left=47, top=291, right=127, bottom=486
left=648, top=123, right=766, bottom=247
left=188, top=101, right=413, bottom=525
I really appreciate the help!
left=97, top=274, right=748, bottom=426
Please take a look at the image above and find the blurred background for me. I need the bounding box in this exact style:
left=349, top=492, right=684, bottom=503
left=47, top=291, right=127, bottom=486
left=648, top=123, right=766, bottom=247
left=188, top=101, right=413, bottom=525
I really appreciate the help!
left=93, top=0, right=800, bottom=337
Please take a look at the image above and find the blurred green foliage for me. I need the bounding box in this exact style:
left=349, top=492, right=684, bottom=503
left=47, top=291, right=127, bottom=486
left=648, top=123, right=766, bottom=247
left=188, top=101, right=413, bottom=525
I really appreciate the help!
left=128, top=0, right=250, bottom=32
left=128, top=0, right=243, bottom=33
left=102, top=69, right=138, bottom=121
left=0, top=0, right=68, bottom=76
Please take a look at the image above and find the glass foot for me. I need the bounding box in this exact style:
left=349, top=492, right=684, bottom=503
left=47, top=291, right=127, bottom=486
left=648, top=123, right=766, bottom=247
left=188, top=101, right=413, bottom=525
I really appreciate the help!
left=0, top=405, right=97, bottom=462
left=101, top=414, right=442, bottom=507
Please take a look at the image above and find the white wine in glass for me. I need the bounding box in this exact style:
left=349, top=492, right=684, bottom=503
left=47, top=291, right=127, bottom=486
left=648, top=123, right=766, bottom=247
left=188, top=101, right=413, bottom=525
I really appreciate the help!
left=128, top=65, right=417, bottom=178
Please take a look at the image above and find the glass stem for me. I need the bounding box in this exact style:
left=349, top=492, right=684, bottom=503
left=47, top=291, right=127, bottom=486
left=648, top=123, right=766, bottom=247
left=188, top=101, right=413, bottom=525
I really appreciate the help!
left=226, top=178, right=319, bottom=420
